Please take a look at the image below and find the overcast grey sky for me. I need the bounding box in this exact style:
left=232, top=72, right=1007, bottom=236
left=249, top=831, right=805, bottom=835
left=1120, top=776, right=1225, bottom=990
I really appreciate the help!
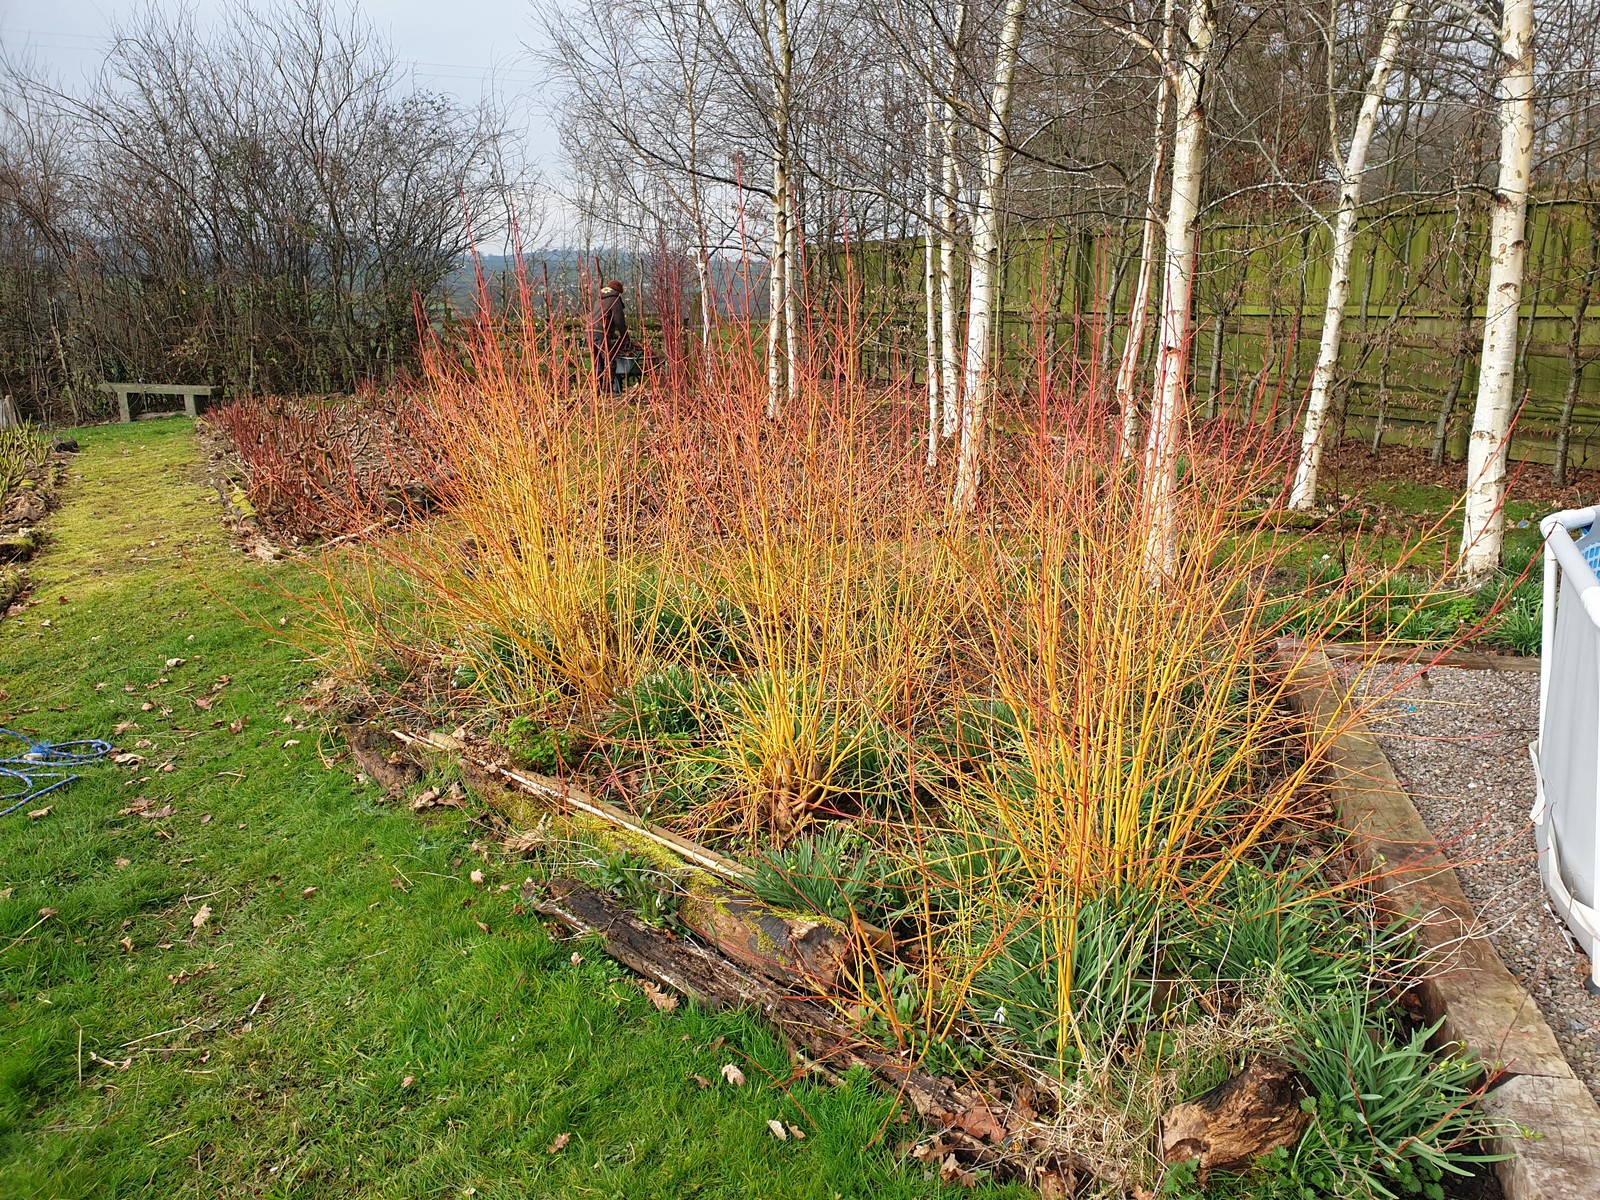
left=1, top=0, right=571, bottom=239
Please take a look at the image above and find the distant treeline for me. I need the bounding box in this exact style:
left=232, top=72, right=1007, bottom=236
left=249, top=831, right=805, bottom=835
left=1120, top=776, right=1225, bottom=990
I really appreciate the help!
left=0, top=2, right=526, bottom=423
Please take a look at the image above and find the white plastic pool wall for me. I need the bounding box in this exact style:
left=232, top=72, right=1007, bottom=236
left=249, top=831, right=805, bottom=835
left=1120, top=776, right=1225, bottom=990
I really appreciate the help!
left=1535, top=505, right=1600, bottom=990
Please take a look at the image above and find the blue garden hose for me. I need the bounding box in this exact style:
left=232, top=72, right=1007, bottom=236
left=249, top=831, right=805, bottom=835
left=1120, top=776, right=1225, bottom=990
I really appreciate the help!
left=0, top=727, right=114, bottom=818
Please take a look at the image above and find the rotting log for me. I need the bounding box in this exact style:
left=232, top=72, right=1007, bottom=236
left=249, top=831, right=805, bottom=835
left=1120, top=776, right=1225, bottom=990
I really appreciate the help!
left=1160, top=1057, right=1309, bottom=1177
left=677, top=882, right=856, bottom=990
left=532, top=877, right=1090, bottom=1189
left=392, top=728, right=750, bottom=883
left=345, top=724, right=422, bottom=795
left=403, top=728, right=892, bottom=980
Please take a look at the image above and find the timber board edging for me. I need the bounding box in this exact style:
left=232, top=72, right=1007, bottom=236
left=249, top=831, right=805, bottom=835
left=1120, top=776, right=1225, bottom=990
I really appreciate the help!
left=1281, top=648, right=1600, bottom=1200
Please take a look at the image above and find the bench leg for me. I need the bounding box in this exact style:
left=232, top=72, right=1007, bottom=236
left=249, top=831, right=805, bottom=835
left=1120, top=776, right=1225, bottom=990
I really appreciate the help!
left=119, top=393, right=131, bottom=423
left=185, top=394, right=199, bottom=419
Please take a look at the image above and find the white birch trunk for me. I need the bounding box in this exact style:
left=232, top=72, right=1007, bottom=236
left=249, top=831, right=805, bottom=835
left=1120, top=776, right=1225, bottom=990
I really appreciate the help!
left=951, top=0, right=1027, bottom=515
left=939, top=100, right=963, bottom=437
left=1141, top=0, right=1215, bottom=577
left=939, top=0, right=969, bottom=439
left=1288, top=0, right=1413, bottom=510
left=767, top=150, right=787, bottom=419
left=924, top=84, right=942, bottom=467
left=765, top=0, right=795, bottom=420
left=1116, top=0, right=1175, bottom=461
left=784, top=185, right=800, bottom=393
left=696, top=244, right=714, bottom=348
left=1460, top=0, right=1534, bottom=580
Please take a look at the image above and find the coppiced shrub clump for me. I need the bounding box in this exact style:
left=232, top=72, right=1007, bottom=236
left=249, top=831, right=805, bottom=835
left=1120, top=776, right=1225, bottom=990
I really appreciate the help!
left=249, top=294, right=1503, bottom=1196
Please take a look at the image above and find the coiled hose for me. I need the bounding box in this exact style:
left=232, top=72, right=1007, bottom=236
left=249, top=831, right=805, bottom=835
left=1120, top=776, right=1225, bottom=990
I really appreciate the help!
left=0, top=727, right=113, bottom=818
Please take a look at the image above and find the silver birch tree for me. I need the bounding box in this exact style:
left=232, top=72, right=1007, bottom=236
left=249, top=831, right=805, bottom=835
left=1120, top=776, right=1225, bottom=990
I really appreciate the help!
left=1460, top=0, right=1535, bottom=579
left=1142, top=0, right=1215, bottom=576
left=1288, top=0, right=1414, bottom=510
left=951, top=0, right=1027, bottom=515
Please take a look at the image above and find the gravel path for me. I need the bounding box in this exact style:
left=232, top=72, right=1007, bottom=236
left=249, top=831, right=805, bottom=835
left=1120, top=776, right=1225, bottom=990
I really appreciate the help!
left=1348, top=662, right=1600, bottom=1103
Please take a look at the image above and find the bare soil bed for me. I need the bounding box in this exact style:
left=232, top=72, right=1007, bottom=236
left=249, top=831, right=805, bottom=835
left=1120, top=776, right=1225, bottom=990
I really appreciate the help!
left=1349, top=661, right=1600, bottom=1104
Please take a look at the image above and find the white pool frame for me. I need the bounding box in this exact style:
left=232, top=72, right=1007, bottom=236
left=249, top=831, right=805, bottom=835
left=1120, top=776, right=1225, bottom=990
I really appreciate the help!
left=1533, top=506, right=1600, bottom=993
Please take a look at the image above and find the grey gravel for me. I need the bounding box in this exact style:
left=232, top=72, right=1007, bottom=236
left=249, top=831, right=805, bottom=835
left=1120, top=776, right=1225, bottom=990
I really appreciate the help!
left=1348, top=661, right=1600, bottom=1103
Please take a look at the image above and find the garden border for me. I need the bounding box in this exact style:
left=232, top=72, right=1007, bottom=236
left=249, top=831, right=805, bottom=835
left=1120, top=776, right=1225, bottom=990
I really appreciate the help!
left=1282, top=649, right=1600, bottom=1200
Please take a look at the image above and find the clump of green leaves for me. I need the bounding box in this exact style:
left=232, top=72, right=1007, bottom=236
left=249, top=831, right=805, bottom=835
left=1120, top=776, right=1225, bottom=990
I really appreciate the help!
left=749, top=825, right=893, bottom=924
left=576, top=849, right=681, bottom=925
left=1173, top=994, right=1502, bottom=1200
left=0, top=422, right=49, bottom=506
left=503, top=714, right=587, bottom=774
left=1279, top=995, right=1499, bottom=1199
left=1181, top=860, right=1404, bottom=998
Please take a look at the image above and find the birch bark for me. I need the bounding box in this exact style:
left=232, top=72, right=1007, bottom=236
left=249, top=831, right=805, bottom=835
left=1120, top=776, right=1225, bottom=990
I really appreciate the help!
left=924, top=83, right=942, bottom=466
left=1116, top=0, right=1175, bottom=461
left=764, top=0, right=796, bottom=420
left=939, top=0, right=969, bottom=439
left=1289, top=0, right=1413, bottom=509
left=1141, top=0, right=1215, bottom=577
left=1460, top=0, right=1534, bottom=580
left=951, top=0, right=1027, bottom=515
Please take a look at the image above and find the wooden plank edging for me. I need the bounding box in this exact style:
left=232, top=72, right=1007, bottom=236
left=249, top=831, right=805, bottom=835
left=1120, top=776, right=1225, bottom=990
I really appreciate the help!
left=1281, top=650, right=1600, bottom=1200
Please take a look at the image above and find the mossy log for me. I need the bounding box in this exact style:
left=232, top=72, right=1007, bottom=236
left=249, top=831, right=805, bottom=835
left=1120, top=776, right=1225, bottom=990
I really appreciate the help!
left=534, top=876, right=1092, bottom=1194
left=677, top=882, right=855, bottom=990
left=0, top=531, right=40, bottom=563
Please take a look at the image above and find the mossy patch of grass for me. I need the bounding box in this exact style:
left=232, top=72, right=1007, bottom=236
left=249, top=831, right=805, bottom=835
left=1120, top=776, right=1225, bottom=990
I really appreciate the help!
left=0, top=419, right=1011, bottom=1199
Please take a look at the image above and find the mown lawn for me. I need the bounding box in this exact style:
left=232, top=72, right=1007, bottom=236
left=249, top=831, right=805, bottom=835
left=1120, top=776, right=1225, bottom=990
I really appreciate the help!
left=0, top=420, right=1007, bottom=1199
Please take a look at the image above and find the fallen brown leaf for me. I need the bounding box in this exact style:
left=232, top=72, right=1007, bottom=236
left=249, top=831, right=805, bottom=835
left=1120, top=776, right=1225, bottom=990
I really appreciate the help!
left=940, top=1154, right=977, bottom=1188
left=767, top=1119, right=788, bottom=1141
left=469, top=870, right=485, bottom=885
left=401, top=1075, right=415, bottom=1088
left=118, top=798, right=174, bottom=819
left=168, top=962, right=217, bottom=985
left=954, top=1104, right=1006, bottom=1144
left=720, top=1063, right=746, bottom=1087
left=691, top=1074, right=712, bottom=1088
left=547, top=1132, right=570, bottom=1153
left=787, top=1124, right=806, bottom=1140
left=501, top=827, right=545, bottom=853
left=119, top=935, right=133, bottom=953
left=303, top=886, right=317, bottom=898
left=193, top=696, right=213, bottom=711
left=191, top=904, right=212, bottom=928
left=228, top=717, right=244, bottom=734
left=27, top=806, right=51, bottom=820
left=641, top=981, right=679, bottom=1012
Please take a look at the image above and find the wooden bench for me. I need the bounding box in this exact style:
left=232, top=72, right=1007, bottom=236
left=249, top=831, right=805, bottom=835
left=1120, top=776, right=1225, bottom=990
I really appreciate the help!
left=100, top=383, right=221, bottom=423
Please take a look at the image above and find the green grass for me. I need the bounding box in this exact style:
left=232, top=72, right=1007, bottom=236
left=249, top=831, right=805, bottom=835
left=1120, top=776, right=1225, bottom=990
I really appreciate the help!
left=0, top=419, right=1010, bottom=1199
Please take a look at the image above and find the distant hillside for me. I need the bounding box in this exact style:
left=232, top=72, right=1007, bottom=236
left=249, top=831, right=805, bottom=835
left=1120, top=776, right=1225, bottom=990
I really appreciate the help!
left=442, top=249, right=765, bottom=318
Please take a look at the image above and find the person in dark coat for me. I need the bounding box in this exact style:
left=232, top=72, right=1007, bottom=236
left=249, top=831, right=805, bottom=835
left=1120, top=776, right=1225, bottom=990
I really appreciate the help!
left=591, top=279, right=630, bottom=392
